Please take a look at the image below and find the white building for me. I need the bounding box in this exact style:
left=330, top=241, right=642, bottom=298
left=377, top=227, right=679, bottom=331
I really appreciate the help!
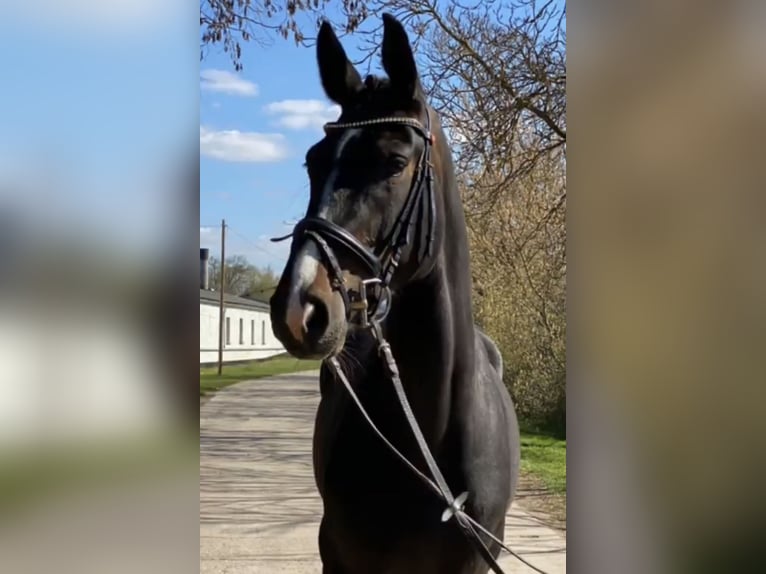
left=200, top=248, right=285, bottom=365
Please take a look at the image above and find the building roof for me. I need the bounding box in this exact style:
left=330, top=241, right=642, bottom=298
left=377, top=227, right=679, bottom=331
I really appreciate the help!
left=200, top=289, right=271, bottom=312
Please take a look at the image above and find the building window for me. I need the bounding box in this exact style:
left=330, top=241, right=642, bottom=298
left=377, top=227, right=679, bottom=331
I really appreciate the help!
left=261, top=320, right=266, bottom=345
left=251, top=320, right=255, bottom=345
left=239, top=318, right=244, bottom=344
left=225, top=317, right=230, bottom=345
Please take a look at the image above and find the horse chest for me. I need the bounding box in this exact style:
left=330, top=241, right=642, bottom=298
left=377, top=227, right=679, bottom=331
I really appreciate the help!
left=314, top=390, right=453, bottom=506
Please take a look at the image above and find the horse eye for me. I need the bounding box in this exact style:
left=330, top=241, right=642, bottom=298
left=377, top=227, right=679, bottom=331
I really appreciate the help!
left=386, top=156, right=408, bottom=177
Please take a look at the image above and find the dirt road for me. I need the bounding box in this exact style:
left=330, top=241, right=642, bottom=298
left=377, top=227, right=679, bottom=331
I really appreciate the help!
left=200, top=372, right=566, bottom=573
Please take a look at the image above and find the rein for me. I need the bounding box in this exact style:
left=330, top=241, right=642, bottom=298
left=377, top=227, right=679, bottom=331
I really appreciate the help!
left=272, top=110, right=548, bottom=574
left=328, top=324, right=548, bottom=574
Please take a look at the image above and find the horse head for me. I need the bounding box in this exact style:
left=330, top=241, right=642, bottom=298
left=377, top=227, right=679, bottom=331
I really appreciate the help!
left=270, top=14, right=447, bottom=359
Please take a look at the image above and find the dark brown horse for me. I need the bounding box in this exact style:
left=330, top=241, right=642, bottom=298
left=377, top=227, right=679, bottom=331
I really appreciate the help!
left=270, top=14, right=520, bottom=574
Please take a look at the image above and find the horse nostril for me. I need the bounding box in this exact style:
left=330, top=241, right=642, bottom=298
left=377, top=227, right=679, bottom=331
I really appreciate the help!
left=301, top=302, right=316, bottom=333
left=303, top=294, right=329, bottom=341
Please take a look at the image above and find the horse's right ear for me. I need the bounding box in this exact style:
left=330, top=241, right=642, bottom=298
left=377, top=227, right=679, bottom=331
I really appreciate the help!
left=317, top=21, right=362, bottom=107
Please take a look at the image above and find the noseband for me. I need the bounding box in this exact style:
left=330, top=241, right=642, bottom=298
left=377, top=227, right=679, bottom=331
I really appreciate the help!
left=272, top=110, right=437, bottom=327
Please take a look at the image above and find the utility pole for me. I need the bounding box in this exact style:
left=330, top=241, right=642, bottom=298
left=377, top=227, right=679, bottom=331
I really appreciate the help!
left=217, top=218, right=226, bottom=375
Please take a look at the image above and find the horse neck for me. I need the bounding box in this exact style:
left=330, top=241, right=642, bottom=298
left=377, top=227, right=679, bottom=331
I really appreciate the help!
left=382, top=149, right=476, bottom=449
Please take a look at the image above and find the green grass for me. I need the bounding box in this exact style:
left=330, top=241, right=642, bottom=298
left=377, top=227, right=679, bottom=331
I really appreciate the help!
left=200, top=354, right=322, bottom=396
left=519, top=431, right=566, bottom=494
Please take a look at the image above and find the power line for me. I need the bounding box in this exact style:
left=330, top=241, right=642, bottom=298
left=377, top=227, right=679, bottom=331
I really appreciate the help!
left=226, top=225, right=284, bottom=261
left=201, top=221, right=293, bottom=264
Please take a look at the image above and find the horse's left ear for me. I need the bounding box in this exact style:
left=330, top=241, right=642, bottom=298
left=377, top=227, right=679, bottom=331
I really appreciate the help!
left=381, top=13, right=422, bottom=101
left=317, top=20, right=363, bottom=107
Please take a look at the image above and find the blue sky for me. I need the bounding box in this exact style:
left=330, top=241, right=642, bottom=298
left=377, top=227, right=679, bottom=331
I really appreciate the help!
left=199, top=12, right=387, bottom=272
left=0, top=2, right=561, bottom=272
left=0, top=0, right=196, bottom=262
left=199, top=2, right=565, bottom=273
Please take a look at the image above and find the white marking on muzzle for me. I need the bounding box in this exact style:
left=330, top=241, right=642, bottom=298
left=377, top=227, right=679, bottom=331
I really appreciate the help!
left=285, top=127, right=359, bottom=340
left=285, top=240, right=321, bottom=340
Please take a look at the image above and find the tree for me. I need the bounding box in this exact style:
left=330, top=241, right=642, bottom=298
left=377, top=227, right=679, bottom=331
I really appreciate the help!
left=207, top=255, right=280, bottom=299
left=243, top=266, right=280, bottom=301
left=467, top=159, right=566, bottom=434
left=368, top=0, right=566, bottom=432
left=208, top=255, right=253, bottom=295
left=200, top=0, right=372, bottom=71
left=354, top=0, right=566, bottom=199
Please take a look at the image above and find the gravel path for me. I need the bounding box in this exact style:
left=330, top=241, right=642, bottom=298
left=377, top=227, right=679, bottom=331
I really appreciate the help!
left=200, top=371, right=566, bottom=573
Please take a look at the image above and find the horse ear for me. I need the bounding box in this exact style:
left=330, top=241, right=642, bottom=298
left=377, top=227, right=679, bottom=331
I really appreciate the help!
left=317, top=20, right=362, bottom=107
left=381, top=13, right=421, bottom=101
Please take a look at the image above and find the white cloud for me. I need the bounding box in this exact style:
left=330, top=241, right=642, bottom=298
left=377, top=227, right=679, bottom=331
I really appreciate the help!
left=200, top=69, right=259, bottom=97
left=263, top=99, right=341, bottom=131
left=200, top=126, right=288, bottom=163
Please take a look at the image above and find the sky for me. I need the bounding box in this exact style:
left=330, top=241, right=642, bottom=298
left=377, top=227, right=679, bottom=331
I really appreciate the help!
left=0, top=1, right=561, bottom=274
left=199, top=10, right=388, bottom=273
left=199, top=1, right=565, bottom=273
left=0, top=0, right=196, bottom=262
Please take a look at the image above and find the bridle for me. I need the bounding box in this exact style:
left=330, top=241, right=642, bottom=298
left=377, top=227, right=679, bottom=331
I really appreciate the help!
left=271, top=109, right=437, bottom=327
left=271, top=107, right=548, bottom=574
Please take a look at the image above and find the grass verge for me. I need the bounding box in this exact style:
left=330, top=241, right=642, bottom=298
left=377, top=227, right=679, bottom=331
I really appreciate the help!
left=518, top=430, right=566, bottom=528
left=200, top=354, right=322, bottom=397
left=519, top=431, right=566, bottom=494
